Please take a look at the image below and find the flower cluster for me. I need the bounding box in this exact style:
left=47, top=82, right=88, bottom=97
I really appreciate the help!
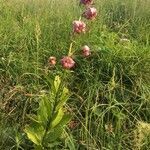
left=80, top=0, right=93, bottom=5
left=73, top=20, right=86, bottom=34
left=82, top=7, right=97, bottom=20
left=73, top=1, right=97, bottom=34
left=48, top=0, right=97, bottom=69
left=61, top=56, right=75, bottom=69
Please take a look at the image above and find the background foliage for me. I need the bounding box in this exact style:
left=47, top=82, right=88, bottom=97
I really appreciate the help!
left=0, top=0, right=150, bottom=149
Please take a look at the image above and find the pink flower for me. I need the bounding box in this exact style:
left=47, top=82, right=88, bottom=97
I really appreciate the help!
left=83, top=7, right=97, bottom=20
left=80, top=0, right=93, bottom=5
left=73, top=20, right=86, bottom=34
left=48, top=56, right=56, bottom=66
left=82, top=45, right=91, bottom=57
left=61, top=56, right=75, bottom=69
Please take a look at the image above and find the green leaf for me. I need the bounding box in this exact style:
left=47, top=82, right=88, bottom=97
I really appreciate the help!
left=55, top=87, right=69, bottom=111
left=111, top=106, right=125, bottom=119
left=27, top=114, right=41, bottom=123
left=46, top=114, right=71, bottom=142
left=24, top=126, right=41, bottom=145
left=47, top=141, right=61, bottom=148
left=54, top=76, right=61, bottom=92
left=37, top=96, right=52, bottom=127
left=65, top=134, right=76, bottom=150
left=34, top=145, right=44, bottom=150
left=51, top=108, right=64, bottom=128
left=93, top=107, right=102, bottom=116
left=45, top=126, right=63, bottom=143
left=56, top=114, right=72, bottom=128
left=24, top=123, right=44, bottom=145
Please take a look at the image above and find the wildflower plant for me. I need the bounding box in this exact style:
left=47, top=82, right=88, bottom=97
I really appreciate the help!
left=24, top=76, right=71, bottom=149
left=25, top=0, right=98, bottom=148
left=1, top=0, right=150, bottom=149
left=47, top=0, right=97, bottom=70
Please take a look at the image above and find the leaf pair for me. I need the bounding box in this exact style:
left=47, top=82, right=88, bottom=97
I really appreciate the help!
left=24, top=76, right=72, bottom=149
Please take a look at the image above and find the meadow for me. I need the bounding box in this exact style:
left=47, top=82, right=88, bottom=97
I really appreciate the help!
left=0, top=0, right=150, bottom=149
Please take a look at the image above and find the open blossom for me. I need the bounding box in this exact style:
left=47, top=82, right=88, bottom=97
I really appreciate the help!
left=61, top=56, right=75, bottom=69
left=48, top=56, right=56, bottom=66
left=82, top=45, right=91, bottom=57
left=73, top=20, right=86, bottom=34
left=80, top=0, right=93, bottom=5
left=83, top=7, right=97, bottom=20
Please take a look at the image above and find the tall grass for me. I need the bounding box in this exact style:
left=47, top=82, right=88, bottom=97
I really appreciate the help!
left=0, top=0, right=150, bottom=149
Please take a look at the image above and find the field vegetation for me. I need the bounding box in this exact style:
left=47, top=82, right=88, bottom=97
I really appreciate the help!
left=0, top=0, right=150, bottom=149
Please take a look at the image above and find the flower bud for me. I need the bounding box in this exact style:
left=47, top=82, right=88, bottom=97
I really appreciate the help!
left=83, top=7, right=97, bottom=20
left=61, top=56, right=75, bottom=69
left=82, top=45, right=91, bottom=57
left=48, top=56, right=56, bottom=66
left=73, top=20, right=86, bottom=34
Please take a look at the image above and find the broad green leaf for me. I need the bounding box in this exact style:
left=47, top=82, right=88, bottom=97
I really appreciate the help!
left=37, top=96, right=52, bottom=127
left=34, top=145, right=43, bottom=150
left=45, top=126, right=63, bottom=143
left=51, top=108, right=64, bottom=128
left=54, top=76, right=61, bottom=92
left=46, top=114, right=72, bottom=143
left=24, top=126, right=41, bottom=145
left=47, top=141, right=61, bottom=148
left=49, top=91, right=56, bottom=103
left=24, top=123, right=45, bottom=145
left=55, top=87, right=69, bottom=111
left=56, top=114, right=72, bottom=128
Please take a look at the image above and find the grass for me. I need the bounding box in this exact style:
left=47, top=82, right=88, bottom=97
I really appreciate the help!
left=0, top=0, right=150, bottom=149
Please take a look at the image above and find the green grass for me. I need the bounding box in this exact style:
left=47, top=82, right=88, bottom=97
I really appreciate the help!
left=0, top=0, right=150, bottom=149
